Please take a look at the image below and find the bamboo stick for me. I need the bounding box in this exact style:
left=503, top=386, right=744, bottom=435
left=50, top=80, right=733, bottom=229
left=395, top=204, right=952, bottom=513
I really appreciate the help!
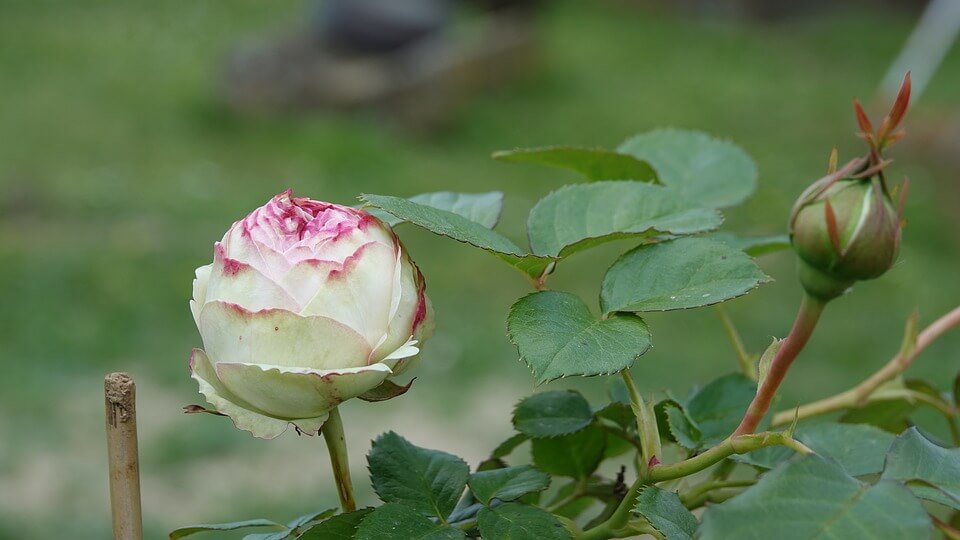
left=105, top=372, right=143, bottom=540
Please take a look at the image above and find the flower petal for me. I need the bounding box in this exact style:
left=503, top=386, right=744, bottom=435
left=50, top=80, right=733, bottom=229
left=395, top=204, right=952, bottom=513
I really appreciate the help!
left=372, top=249, right=426, bottom=362
left=190, top=264, right=212, bottom=328
left=215, top=362, right=393, bottom=419
left=198, top=301, right=372, bottom=370
left=296, top=241, right=398, bottom=348
left=203, top=243, right=300, bottom=312
left=222, top=225, right=293, bottom=280
left=189, top=348, right=298, bottom=439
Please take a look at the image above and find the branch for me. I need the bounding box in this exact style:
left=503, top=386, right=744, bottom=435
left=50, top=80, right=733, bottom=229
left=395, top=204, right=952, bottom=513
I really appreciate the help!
left=773, top=305, right=960, bottom=426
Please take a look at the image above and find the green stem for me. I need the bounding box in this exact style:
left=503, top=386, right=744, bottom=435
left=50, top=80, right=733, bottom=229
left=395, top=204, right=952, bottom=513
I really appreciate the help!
left=733, top=295, right=825, bottom=436
left=650, top=432, right=811, bottom=483
left=322, top=407, right=357, bottom=513
left=716, top=305, right=756, bottom=380
left=620, top=370, right=660, bottom=473
left=680, top=480, right=755, bottom=508
left=546, top=479, right=587, bottom=513
left=581, top=432, right=809, bottom=540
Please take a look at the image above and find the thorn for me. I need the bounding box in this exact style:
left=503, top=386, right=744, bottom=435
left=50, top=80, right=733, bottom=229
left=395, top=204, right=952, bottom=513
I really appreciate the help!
left=827, top=147, right=838, bottom=174
left=898, top=177, right=910, bottom=220
left=785, top=404, right=801, bottom=438
left=824, top=199, right=843, bottom=256
left=648, top=455, right=660, bottom=468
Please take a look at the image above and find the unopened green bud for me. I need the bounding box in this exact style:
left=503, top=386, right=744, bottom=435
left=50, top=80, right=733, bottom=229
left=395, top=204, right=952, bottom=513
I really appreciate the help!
left=789, top=176, right=901, bottom=300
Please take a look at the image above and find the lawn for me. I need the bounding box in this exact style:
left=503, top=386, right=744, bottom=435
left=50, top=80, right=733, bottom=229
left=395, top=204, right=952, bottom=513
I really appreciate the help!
left=1, top=1, right=959, bottom=538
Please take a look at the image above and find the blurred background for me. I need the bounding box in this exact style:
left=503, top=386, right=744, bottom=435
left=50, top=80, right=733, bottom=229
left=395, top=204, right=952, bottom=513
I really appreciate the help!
left=2, top=0, right=959, bottom=538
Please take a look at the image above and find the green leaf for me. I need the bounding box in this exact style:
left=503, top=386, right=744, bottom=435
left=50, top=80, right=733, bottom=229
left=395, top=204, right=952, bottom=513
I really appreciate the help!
left=882, top=427, right=960, bottom=509
left=635, top=486, right=698, bottom=540
left=531, top=424, right=606, bottom=479
left=513, top=390, right=594, bottom=438
left=368, top=432, right=470, bottom=520
left=298, top=509, right=373, bottom=540
left=600, top=237, right=770, bottom=314
left=608, top=378, right=630, bottom=405
left=360, top=193, right=552, bottom=280
left=468, top=465, right=551, bottom=504
left=492, top=433, right=530, bottom=459
left=366, top=192, right=504, bottom=229
left=240, top=510, right=338, bottom=540
left=699, top=455, right=933, bottom=539
left=286, top=509, right=337, bottom=529
left=711, top=232, right=790, bottom=257
left=169, top=519, right=285, bottom=539
left=684, top=373, right=757, bottom=448
left=493, top=146, right=657, bottom=182
left=526, top=182, right=721, bottom=257
left=737, top=422, right=896, bottom=476
left=354, top=504, right=464, bottom=540
left=595, top=401, right=635, bottom=431
left=659, top=401, right=702, bottom=449
left=507, top=291, right=652, bottom=384
left=618, top=129, right=757, bottom=208
left=839, top=380, right=918, bottom=432
left=477, top=503, right=572, bottom=540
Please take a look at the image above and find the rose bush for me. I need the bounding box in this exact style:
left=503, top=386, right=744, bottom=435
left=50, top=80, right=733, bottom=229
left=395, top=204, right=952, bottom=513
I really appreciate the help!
left=188, top=190, right=432, bottom=439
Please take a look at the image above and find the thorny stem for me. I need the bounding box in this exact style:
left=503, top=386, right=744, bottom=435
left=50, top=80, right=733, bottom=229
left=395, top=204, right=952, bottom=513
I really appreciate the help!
left=580, top=432, right=810, bottom=540
left=716, top=305, right=756, bottom=380
left=771, top=305, right=960, bottom=427
left=322, top=407, right=357, bottom=513
left=733, top=295, right=826, bottom=436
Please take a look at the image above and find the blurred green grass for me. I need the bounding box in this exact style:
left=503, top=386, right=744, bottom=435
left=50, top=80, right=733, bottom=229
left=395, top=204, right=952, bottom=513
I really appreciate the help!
left=2, top=1, right=959, bottom=538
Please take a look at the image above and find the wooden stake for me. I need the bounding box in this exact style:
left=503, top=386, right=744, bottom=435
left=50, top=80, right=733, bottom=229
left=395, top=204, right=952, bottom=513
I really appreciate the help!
left=105, top=372, right=143, bottom=540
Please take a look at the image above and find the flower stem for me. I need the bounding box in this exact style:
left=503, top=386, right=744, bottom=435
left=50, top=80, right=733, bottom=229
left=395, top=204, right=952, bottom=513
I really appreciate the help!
left=771, top=305, right=960, bottom=426
left=322, top=407, right=357, bottom=512
left=733, top=294, right=825, bottom=437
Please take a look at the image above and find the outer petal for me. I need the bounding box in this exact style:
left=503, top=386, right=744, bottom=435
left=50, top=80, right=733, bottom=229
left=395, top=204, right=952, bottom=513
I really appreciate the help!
left=189, top=348, right=298, bottom=439
left=199, top=301, right=372, bottom=370
left=190, top=264, right=212, bottom=328
left=295, top=241, right=398, bottom=348
left=215, top=362, right=392, bottom=419
left=389, top=297, right=435, bottom=376
left=204, top=244, right=300, bottom=312
left=373, top=251, right=430, bottom=362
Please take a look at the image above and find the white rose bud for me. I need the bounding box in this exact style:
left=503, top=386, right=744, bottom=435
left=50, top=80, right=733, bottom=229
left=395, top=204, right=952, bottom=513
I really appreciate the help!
left=188, top=190, right=433, bottom=438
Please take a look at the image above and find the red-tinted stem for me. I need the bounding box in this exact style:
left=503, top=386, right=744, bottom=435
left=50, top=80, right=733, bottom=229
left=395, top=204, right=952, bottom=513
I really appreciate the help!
left=733, top=295, right=826, bottom=436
